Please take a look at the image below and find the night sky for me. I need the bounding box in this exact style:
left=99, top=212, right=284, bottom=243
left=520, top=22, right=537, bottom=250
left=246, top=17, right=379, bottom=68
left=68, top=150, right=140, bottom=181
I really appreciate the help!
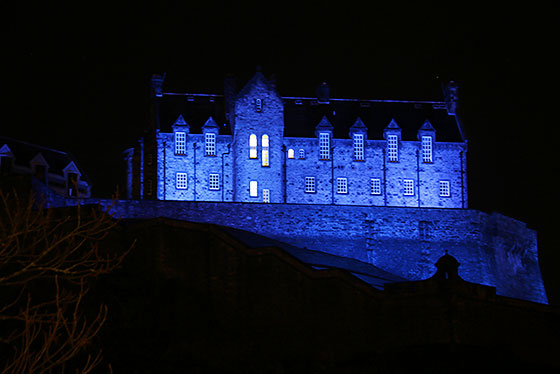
left=5, top=4, right=558, bottom=304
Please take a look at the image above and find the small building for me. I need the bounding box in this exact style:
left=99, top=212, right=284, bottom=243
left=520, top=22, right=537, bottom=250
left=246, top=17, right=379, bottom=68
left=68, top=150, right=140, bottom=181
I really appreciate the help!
left=0, top=136, right=91, bottom=199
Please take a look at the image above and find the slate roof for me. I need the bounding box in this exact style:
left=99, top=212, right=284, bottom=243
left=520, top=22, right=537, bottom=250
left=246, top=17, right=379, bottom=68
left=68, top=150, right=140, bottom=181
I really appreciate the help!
left=155, top=74, right=464, bottom=142
left=221, top=226, right=408, bottom=290
left=0, top=136, right=90, bottom=182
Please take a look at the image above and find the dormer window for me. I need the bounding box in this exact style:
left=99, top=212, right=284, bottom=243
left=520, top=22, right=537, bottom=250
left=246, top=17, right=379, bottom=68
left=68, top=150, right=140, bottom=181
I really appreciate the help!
left=353, top=133, right=364, bottom=161
left=175, top=132, right=186, bottom=155
left=319, top=133, right=330, bottom=160
left=255, top=98, right=263, bottom=112
left=205, top=133, right=216, bottom=156
left=387, top=134, right=398, bottom=162
left=249, top=134, right=257, bottom=158
left=262, top=135, right=269, bottom=166
left=421, top=136, right=433, bottom=163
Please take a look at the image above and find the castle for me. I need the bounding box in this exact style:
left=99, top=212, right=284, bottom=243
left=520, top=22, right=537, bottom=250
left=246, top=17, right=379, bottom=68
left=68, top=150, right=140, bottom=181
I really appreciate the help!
left=120, top=69, right=545, bottom=304
left=126, top=70, right=467, bottom=208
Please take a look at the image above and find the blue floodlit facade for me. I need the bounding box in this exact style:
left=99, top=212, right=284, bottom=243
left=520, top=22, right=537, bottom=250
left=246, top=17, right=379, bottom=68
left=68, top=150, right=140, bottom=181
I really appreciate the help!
left=123, top=71, right=547, bottom=304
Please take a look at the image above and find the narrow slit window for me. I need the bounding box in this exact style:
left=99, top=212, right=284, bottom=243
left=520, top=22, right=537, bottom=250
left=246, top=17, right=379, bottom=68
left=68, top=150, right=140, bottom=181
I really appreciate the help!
left=249, top=134, right=257, bottom=158
left=299, top=149, right=305, bottom=159
left=263, top=189, right=270, bottom=203
left=387, top=134, right=398, bottom=162
left=319, top=133, right=330, bottom=160
left=262, top=135, right=269, bottom=166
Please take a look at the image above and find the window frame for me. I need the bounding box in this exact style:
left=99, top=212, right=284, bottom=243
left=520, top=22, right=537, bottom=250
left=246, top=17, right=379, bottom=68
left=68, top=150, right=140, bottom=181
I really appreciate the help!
left=249, top=181, right=258, bottom=197
left=176, top=172, right=188, bottom=189
left=263, top=188, right=270, bottom=203
left=319, top=133, right=330, bottom=160
left=205, top=132, right=216, bottom=156
left=305, top=176, right=315, bottom=193
left=249, top=134, right=257, bottom=159
left=439, top=180, right=451, bottom=197
left=403, top=179, right=415, bottom=196
left=353, top=133, right=364, bottom=161
left=209, top=173, right=220, bottom=190
left=287, top=148, right=295, bottom=159
left=371, top=178, right=381, bottom=195
left=337, top=177, right=348, bottom=194
left=421, top=135, right=433, bottom=163
left=262, top=134, right=269, bottom=167
left=387, top=134, right=398, bottom=162
left=175, top=132, right=186, bottom=155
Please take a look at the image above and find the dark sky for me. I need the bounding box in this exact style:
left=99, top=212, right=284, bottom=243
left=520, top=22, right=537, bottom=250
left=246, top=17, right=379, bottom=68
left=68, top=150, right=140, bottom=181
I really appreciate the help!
left=4, top=3, right=558, bottom=303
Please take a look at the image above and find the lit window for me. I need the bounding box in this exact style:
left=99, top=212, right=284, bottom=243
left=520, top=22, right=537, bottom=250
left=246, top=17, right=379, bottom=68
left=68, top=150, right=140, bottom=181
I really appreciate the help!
left=387, top=134, right=398, bottom=162
left=249, top=134, right=257, bottom=158
left=255, top=98, right=263, bottom=112
left=299, top=149, right=305, bottom=159
left=305, top=177, right=315, bottom=193
left=250, top=181, right=258, bottom=197
left=371, top=178, right=381, bottom=195
left=175, top=132, right=186, bottom=155
left=319, top=133, right=330, bottom=160
left=440, top=180, right=450, bottom=197
left=287, top=149, right=294, bottom=159
left=262, top=135, right=269, bottom=166
left=209, top=174, right=220, bottom=190
left=404, top=179, right=414, bottom=196
left=337, top=178, right=347, bottom=194
left=263, top=189, right=270, bottom=203
left=422, top=136, right=432, bottom=163
left=176, top=173, right=187, bottom=189
left=353, top=133, right=364, bottom=161
left=205, top=133, right=216, bottom=156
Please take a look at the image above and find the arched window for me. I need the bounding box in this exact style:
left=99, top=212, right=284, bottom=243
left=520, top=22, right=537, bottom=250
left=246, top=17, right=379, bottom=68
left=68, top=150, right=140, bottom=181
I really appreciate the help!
left=262, top=135, right=269, bottom=166
left=287, top=148, right=294, bottom=159
left=249, top=134, right=257, bottom=158
left=299, top=149, right=305, bottom=159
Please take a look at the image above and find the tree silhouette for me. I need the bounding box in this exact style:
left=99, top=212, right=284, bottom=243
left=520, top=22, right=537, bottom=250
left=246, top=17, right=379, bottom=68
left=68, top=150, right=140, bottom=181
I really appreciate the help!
left=0, top=189, right=130, bottom=373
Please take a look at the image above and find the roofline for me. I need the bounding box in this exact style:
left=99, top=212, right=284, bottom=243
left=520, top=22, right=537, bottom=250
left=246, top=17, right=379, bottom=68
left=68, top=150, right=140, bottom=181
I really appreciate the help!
left=162, top=92, right=444, bottom=105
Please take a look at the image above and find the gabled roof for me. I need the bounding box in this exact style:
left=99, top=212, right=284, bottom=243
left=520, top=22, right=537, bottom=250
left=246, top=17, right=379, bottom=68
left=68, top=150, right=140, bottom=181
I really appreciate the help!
left=155, top=78, right=464, bottom=142
left=235, top=70, right=279, bottom=101
left=0, top=136, right=90, bottom=182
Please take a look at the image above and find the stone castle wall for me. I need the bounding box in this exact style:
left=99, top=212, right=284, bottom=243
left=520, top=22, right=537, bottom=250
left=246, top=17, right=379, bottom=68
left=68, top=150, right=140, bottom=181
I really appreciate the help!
left=77, top=198, right=547, bottom=304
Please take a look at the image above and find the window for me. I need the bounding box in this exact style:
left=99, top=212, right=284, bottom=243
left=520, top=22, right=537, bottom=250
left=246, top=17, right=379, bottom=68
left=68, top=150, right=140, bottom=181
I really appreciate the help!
left=353, top=133, right=364, bottom=161
left=263, top=189, right=270, bottom=203
left=299, top=149, right=305, bottom=159
left=205, top=133, right=216, bottom=156
left=287, top=149, right=294, bottom=159
left=337, top=178, right=348, bottom=194
left=176, top=173, right=187, bottom=189
left=175, top=132, right=186, bottom=155
left=249, top=134, right=257, bottom=158
left=387, top=134, right=398, bottom=162
left=250, top=181, right=258, bottom=197
left=422, top=136, right=432, bottom=163
left=319, top=133, right=330, bottom=160
left=255, top=98, right=263, bottom=112
left=209, top=173, right=220, bottom=190
left=262, top=134, right=269, bottom=166
left=371, top=178, right=381, bottom=195
left=440, top=180, right=450, bottom=197
left=404, top=179, right=414, bottom=196
left=305, top=177, right=315, bottom=193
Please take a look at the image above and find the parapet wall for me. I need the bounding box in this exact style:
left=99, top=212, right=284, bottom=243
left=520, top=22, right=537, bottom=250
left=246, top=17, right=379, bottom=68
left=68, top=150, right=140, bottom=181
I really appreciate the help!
left=77, top=198, right=547, bottom=304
